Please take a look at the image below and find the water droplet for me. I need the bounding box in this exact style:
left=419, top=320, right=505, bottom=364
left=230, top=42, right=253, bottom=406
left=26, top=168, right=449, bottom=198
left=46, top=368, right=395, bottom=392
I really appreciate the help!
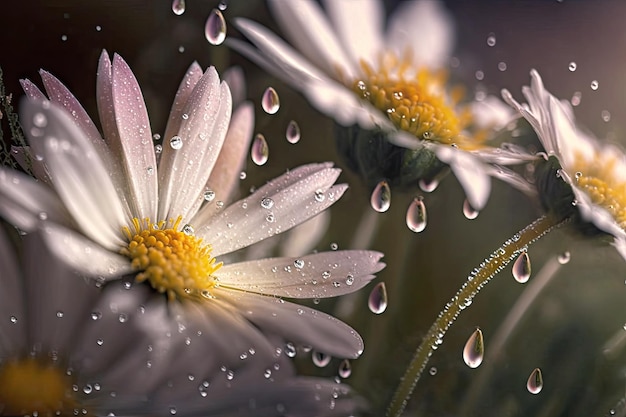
left=314, top=189, right=325, bottom=202
left=204, top=189, right=215, bottom=202
left=526, top=368, right=543, bottom=394
left=512, top=251, right=531, bottom=283
left=498, top=61, right=507, bottom=72
left=285, top=342, right=296, bottom=358
left=118, top=314, right=128, bottom=323
left=590, top=80, right=599, bottom=91
left=571, top=91, right=582, bottom=106
left=312, top=351, right=331, bottom=367
left=264, top=368, right=272, bottom=378
left=205, top=9, right=227, bottom=45
left=251, top=133, right=269, bottom=165
left=568, top=62, right=577, bottom=71
left=557, top=251, right=571, bottom=264
left=182, top=224, right=195, bottom=235
left=169, top=406, right=177, bottom=415
left=260, top=197, right=274, bottom=209
left=602, top=110, right=611, bottom=122
left=146, top=166, right=154, bottom=175
left=429, top=366, right=437, bottom=376
left=419, top=178, right=439, bottom=193
left=368, top=282, right=388, bottom=314
left=406, top=197, right=427, bottom=233
left=172, top=0, right=185, bottom=15
left=218, top=0, right=228, bottom=10
left=330, top=242, right=338, bottom=251
left=239, top=171, right=247, bottom=180
left=475, top=70, right=484, bottom=81
left=96, top=339, right=104, bottom=346
left=285, top=120, right=301, bottom=144
left=486, top=34, right=496, bottom=47
left=61, top=34, right=68, bottom=41
left=261, top=87, right=280, bottom=114
left=170, top=135, right=183, bottom=149
left=338, top=359, right=351, bottom=378
left=56, top=311, right=64, bottom=318
left=154, top=144, right=163, bottom=154
left=463, top=328, right=484, bottom=369
left=33, top=112, right=47, bottom=128
left=345, top=274, right=354, bottom=286
left=95, top=25, right=102, bottom=32
left=370, top=180, right=391, bottom=213
left=294, top=259, right=304, bottom=269
left=9, top=316, right=17, bottom=324
left=463, top=199, right=479, bottom=220
left=90, top=312, right=101, bottom=321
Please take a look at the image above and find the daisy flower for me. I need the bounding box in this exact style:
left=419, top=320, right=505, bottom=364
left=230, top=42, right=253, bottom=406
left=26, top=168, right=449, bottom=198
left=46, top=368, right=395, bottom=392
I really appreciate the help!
left=0, top=51, right=385, bottom=365
left=228, top=0, right=527, bottom=209
left=502, top=69, right=626, bottom=258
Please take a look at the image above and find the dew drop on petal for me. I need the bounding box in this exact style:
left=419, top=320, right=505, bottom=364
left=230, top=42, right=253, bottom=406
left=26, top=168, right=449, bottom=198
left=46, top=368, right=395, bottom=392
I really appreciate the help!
left=260, top=197, right=274, bottom=209
left=368, top=282, right=388, bottom=314
left=285, top=342, right=296, bottom=358
left=419, top=178, right=439, bottom=193
left=512, top=251, right=531, bottom=283
left=463, top=328, right=484, bottom=369
left=406, top=197, right=427, bottom=233
left=526, top=368, right=543, bottom=394
left=590, top=80, right=599, bottom=90
left=204, top=189, right=216, bottom=202
left=462, top=199, right=479, bottom=220
left=312, top=351, right=331, bottom=368
left=286, top=120, right=301, bottom=144
left=182, top=224, right=195, bottom=235
left=205, top=9, right=227, bottom=45
left=338, top=359, right=351, bottom=378
left=172, top=0, right=185, bottom=15
left=557, top=251, right=571, bottom=264
left=568, top=62, right=577, bottom=72
left=251, top=133, right=269, bottom=165
left=154, top=144, right=163, bottom=154
left=370, top=180, right=391, bottom=212
left=170, top=135, right=183, bottom=150
left=261, top=87, right=280, bottom=114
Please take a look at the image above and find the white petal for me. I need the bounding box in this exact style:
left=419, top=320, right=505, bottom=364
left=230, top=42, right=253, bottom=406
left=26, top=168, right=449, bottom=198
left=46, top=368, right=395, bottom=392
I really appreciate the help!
left=218, top=250, right=384, bottom=298
left=41, top=223, right=132, bottom=278
left=0, top=227, right=27, bottom=356
left=198, top=164, right=346, bottom=256
left=387, top=0, right=454, bottom=69
left=111, top=53, right=158, bottom=220
left=267, top=0, right=356, bottom=79
left=471, top=95, right=515, bottom=130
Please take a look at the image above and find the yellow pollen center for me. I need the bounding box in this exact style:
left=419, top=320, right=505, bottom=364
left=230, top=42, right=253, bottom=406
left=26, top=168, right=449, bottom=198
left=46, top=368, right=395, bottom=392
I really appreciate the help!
left=352, top=58, right=485, bottom=150
left=0, top=358, right=78, bottom=416
left=121, top=216, right=222, bottom=301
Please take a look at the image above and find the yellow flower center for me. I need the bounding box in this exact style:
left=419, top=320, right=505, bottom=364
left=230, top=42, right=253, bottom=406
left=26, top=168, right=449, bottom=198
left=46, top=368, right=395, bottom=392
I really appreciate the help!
left=0, top=358, right=79, bottom=416
left=573, top=153, right=626, bottom=229
left=121, top=216, right=222, bottom=301
left=351, top=57, right=483, bottom=150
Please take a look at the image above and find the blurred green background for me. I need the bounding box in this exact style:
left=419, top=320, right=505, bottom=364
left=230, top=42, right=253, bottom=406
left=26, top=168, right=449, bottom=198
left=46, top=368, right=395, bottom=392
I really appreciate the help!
left=1, top=1, right=626, bottom=416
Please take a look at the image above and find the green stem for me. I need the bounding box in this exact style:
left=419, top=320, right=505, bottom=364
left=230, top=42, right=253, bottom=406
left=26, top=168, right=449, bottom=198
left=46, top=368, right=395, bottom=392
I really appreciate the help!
left=386, top=215, right=566, bottom=417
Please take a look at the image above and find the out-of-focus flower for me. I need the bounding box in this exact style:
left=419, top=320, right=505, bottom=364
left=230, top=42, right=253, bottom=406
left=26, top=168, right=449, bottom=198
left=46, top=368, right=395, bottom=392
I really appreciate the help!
left=0, top=51, right=385, bottom=366
left=502, top=69, right=626, bottom=259
left=229, top=0, right=527, bottom=209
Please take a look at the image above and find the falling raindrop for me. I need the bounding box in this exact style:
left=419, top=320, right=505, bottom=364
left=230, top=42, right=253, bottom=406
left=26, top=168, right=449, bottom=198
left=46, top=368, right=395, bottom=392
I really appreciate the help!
left=463, top=328, right=484, bottom=369
left=557, top=251, right=571, bottom=264
left=370, top=180, right=391, bottom=213
left=590, top=80, right=599, bottom=91
left=285, top=342, right=296, bottom=358
left=568, top=62, right=577, bottom=72
left=368, top=282, right=388, bottom=314
left=419, top=178, right=439, bottom=192
left=218, top=0, right=228, bottom=10
left=261, top=87, right=280, bottom=114
left=251, top=133, right=269, bottom=165
left=406, top=197, right=427, bottom=233
left=286, top=120, right=301, bottom=144
left=571, top=91, right=582, bottom=106
left=462, top=199, right=479, bottom=220
left=170, top=135, right=183, bottom=150
left=602, top=110, right=611, bottom=122
left=526, top=368, right=543, bottom=394
left=512, top=251, right=531, bottom=283
left=338, top=359, right=351, bottom=378
left=205, top=9, right=227, bottom=45
left=172, top=0, right=185, bottom=15
left=312, top=351, right=331, bottom=368
left=486, top=34, right=496, bottom=47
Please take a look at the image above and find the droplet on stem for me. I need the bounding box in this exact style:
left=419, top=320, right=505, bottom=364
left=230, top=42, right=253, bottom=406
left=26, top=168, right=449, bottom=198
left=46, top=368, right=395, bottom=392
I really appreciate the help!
left=261, top=87, right=280, bottom=114
left=285, top=120, right=301, bottom=144
left=251, top=133, right=269, bottom=165
left=512, top=251, right=531, bottom=283
left=368, top=282, right=388, bottom=314
left=205, top=9, right=227, bottom=45
left=526, top=367, right=543, bottom=394
left=406, top=197, right=427, bottom=233
left=463, top=328, right=484, bottom=369
left=370, top=180, right=391, bottom=213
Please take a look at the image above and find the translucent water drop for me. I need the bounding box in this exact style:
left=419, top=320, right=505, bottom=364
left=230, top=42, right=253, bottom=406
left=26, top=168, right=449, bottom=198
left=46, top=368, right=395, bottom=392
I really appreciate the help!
left=182, top=224, right=195, bottom=235
left=568, top=62, right=577, bottom=71
left=475, top=70, right=484, bottom=81
left=260, top=197, right=274, bottom=209
left=526, top=368, right=543, bottom=394
left=429, top=366, right=437, bottom=376
left=338, top=359, right=351, bottom=378
left=205, top=9, right=227, bottom=45
left=462, top=199, right=479, bottom=220
left=498, top=61, right=507, bottom=72
left=602, top=110, right=611, bottom=122
left=557, top=251, right=571, bottom=264
left=261, top=87, right=280, bottom=114
left=172, top=0, right=185, bottom=15
left=204, top=189, right=216, bottom=202
left=83, top=384, right=93, bottom=394
left=251, top=133, right=269, bottom=165
left=370, top=180, right=391, bottom=213
left=368, top=282, right=388, bottom=314
left=512, top=251, right=531, bottom=283
left=170, top=135, right=183, bottom=150
left=486, top=34, right=496, bottom=47
left=154, top=144, right=162, bottom=154
left=285, top=342, right=296, bottom=358
left=264, top=368, right=272, bottom=379
left=286, top=120, right=301, bottom=144
left=406, top=197, right=427, bottom=233
left=419, top=178, right=439, bottom=192
left=463, top=328, right=484, bottom=369
left=90, top=312, right=102, bottom=321
left=330, top=242, right=338, bottom=250
left=571, top=91, right=582, bottom=106
left=218, top=0, right=228, bottom=10
left=590, top=80, right=599, bottom=90
left=293, top=259, right=304, bottom=269
left=312, top=351, right=331, bottom=367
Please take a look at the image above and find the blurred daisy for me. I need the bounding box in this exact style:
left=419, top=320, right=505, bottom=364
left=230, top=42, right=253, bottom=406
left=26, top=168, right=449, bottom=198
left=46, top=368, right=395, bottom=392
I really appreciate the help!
left=502, top=70, right=626, bottom=259
left=229, top=0, right=526, bottom=209
left=0, top=51, right=385, bottom=364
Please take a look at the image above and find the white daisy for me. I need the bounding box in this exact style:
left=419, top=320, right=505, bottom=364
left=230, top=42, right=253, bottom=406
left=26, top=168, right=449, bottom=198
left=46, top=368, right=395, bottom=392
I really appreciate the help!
left=0, top=51, right=385, bottom=365
left=502, top=69, right=626, bottom=259
left=228, top=0, right=527, bottom=209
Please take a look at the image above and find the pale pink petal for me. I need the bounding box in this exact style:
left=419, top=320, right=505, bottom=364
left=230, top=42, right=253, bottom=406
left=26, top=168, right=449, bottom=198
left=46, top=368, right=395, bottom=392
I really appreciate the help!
left=0, top=228, right=27, bottom=356
left=218, top=250, right=385, bottom=298
left=96, top=51, right=123, bottom=158
left=279, top=210, right=330, bottom=257
left=9, top=146, right=51, bottom=183
left=111, top=53, right=158, bottom=220
left=20, top=78, right=46, bottom=100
